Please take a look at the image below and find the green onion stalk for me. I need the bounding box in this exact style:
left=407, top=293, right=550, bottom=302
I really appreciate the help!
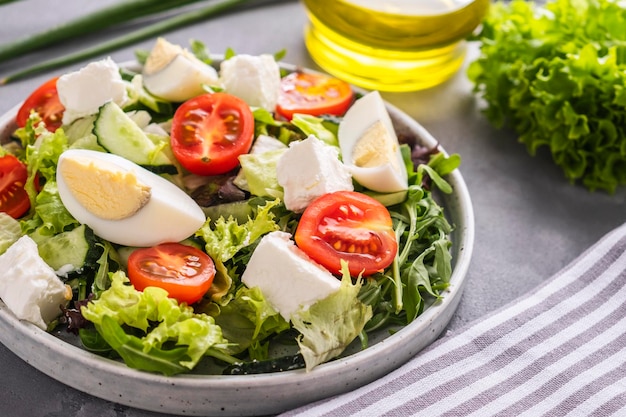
left=0, top=0, right=211, bottom=62
left=0, top=0, right=291, bottom=85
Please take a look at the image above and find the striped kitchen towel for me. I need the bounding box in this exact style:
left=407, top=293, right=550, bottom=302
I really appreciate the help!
left=280, top=222, right=626, bottom=417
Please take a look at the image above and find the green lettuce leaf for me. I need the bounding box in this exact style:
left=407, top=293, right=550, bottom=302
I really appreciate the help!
left=198, top=198, right=281, bottom=263
left=291, top=262, right=372, bottom=371
left=468, top=0, right=626, bottom=192
left=21, top=181, right=79, bottom=237
left=81, top=271, right=230, bottom=375
left=0, top=213, right=21, bottom=255
left=213, top=286, right=290, bottom=357
left=236, top=148, right=286, bottom=199
left=291, top=114, right=338, bottom=147
left=24, top=123, right=69, bottom=203
left=196, top=199, right=281, bottom=302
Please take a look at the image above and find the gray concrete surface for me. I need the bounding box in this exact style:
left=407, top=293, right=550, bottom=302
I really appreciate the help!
left=0, top=1, right=623, bottom=416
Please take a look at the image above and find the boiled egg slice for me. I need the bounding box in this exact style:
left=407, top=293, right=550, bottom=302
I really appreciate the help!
left=56, top=149, right=206, bottom=247
left=142, top=37, right=220, bottom=102
left=338, top=91, right=408, bottom=193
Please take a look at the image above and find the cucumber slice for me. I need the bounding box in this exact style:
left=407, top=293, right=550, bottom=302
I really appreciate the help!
left=36, top=224, right=101, bottom=273
left=94, top=101, right=177, bottom=175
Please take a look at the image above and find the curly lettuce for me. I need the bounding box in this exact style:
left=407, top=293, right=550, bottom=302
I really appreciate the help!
left=81, top=271, right=231, bottom=375
left=195, top=198, right=281, bottom=302
left=292, top=261, right=372, bottom=371
left=468, top=0, right=626, bottom=192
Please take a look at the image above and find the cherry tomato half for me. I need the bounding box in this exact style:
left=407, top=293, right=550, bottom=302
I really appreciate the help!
left=170, top=93, right=254, bottom=176
left=0, top=154, right=30, bottom=219
left=16, top=77, right=65, bottom=132
left=127, top=242, right=216, bottom=305
left=276, top=72, right=354, bottom=120
left=295, top=191, right=397, bottom=277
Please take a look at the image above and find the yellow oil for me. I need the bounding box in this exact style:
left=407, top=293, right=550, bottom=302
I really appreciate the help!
left=302, top=0, right=490, bottom=91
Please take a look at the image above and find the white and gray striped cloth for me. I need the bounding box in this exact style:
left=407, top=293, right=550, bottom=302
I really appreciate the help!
left=281, top=222, right=626, bottom=416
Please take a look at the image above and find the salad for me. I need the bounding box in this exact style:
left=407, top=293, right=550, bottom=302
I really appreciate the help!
left=0, top=37, right=460, bottom=376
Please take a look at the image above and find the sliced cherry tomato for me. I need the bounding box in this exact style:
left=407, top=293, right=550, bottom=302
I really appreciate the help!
left=170, top=93, right=254, bottom=176
left=16, top=77, right=65, bottom=132
left=295, top=191, right=397, bottom=277
left=127, top=242, right=216, bottom=305
left=276, top=72, right=354, bottom=120
left=0, top=154, right=30, bottom=219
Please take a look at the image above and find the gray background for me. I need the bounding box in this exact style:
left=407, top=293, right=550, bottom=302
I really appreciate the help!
left=0, top=1, right=624, bottom=416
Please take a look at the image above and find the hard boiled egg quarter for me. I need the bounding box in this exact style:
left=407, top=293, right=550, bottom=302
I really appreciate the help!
left=142, top=37, right=220, bottom=103
left=56, top=149, right=206, bottom=247
left=338, top=91, right=408, bottom=193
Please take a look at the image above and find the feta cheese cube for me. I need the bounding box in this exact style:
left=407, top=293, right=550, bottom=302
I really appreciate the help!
left=58, top=57, right=128, bottom=125
left=242, top=231, right=340, bottom=321
left=276, top=135, right=353, bottom=212
left=0, top=236, right=69, bottom=330
left=219, top=54, right=281, bottom=111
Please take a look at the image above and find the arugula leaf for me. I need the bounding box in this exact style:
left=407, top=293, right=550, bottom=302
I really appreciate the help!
left=468, top=0, right=626, bottom=192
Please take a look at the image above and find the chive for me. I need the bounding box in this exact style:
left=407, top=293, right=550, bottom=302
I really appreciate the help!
left=0, top=0, right=255, bottom=85
left=0, top=0, right=211, bottom=62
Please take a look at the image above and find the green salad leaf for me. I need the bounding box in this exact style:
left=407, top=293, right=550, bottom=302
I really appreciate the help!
left=81, top=271, right=231, bottom=375
left=468, top=0, right=626, bottom=192
left=292, top=261, right=372, bottom=371
left=196, top=199, right=281, bottom=302
left=236, top=149, right=286, bottom=199
left=213, top=286, right=290, bottom=357
left=0, top=213, right=21, bottom=255
left=21, top=181, right=79, bottom=237
left=291, top=114, right=338, bottom=147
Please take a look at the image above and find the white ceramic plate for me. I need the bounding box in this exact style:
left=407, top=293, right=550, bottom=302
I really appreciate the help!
left=0, top=62, right=475, bottom=416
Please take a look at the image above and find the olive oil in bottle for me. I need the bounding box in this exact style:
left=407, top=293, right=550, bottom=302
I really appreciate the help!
left=302, top=0, right=490, bottom=91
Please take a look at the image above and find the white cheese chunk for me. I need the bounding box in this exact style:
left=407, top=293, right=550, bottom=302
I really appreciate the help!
left=276, top=135, right=353, bottom=213
left=0, top=236, right=69, bottom=330
left=219, top=54, right=281, bottom=111
left=58, top=57, right=128, bottom=125
left=242, top=231, right=341, bottom=321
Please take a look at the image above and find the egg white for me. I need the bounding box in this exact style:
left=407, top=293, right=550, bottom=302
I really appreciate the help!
left=338, top=91, right=408, bottom=193
left=56, top=149, right=206, bottom=247
left=142, top=54, right=219, bottom=102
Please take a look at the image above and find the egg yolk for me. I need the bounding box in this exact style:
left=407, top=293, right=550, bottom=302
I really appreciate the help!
left=59, top=156, right=151, bottom=220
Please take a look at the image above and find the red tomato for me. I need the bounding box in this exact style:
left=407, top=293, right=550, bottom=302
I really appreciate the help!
left=16, top=77, right=65, bottom=132
left=127, top=242, right=216, bottom=305
left=295, top=191, right=397, bottom=277
left=276, top=72, right=354, bottom=120
left=0, top=154, right=30, bottom=219
left=170, top=93, right=254, bottom=176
